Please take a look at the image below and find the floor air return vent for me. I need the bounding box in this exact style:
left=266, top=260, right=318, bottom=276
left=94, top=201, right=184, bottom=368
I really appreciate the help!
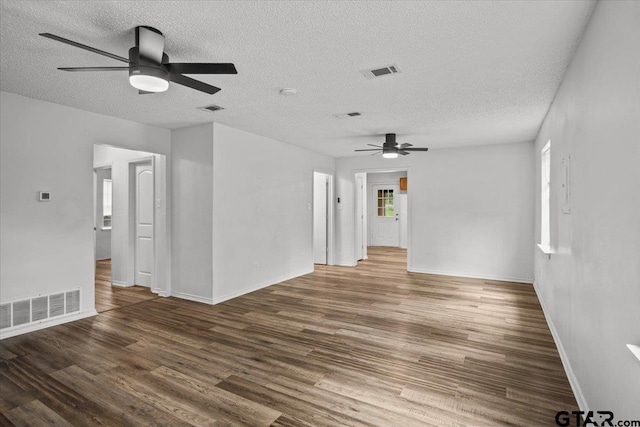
left=0, top=289, right=81, bottom=332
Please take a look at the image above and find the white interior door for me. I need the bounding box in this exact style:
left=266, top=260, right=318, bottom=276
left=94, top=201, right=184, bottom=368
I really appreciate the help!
left=371, top=184, right=400, bottom=247
left=313, top=172, right=328, bottom=264
left=135, top=162, right=153, bottom=286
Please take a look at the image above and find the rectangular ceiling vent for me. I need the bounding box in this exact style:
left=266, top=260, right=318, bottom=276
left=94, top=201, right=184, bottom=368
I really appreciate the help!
left=332, top=112, right=362, bottom=119
left=198, top=104, right=225, bottom=113
left=360, top=64, right=400, bottom=79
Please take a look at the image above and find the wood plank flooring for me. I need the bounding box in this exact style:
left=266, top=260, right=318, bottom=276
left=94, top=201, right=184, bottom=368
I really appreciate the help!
left=0, top=247, right=578, bottom=426
left=94, top=259, right=157, bottom=313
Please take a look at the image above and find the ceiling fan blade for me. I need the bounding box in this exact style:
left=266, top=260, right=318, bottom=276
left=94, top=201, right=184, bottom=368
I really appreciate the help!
left=399, top=143, right=413, bottom=148
left=354, top=149, right=381, bottom=152
left=136, top=26, right=165, bottom=63
left=170, top=74, right=221, bottom=94
left=398, top=150, right=410, bottom=156
left=367, top=144, right=382, bottom=148
left=166, top=63, right=238, bottom=75
left=404, top=147, right=429, bottom=151
left=58, top=67, right=129, bottom=72
left=39, top=33, right=130, bottom=64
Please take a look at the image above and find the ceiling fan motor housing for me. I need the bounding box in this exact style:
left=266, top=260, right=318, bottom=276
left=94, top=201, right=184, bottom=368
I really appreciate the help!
left=128, top=48, right=169, bottom=79
left=385, top=133, right=397, bottom=147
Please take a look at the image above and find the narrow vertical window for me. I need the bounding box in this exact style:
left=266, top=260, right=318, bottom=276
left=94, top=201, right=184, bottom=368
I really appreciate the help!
left=540, top=141, right=551, bottom=249
left=102, top=179, right=112, bottom=228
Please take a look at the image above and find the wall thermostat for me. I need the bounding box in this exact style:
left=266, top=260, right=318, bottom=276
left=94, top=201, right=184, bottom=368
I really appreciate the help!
left=37, top=191, right=51, bottom=202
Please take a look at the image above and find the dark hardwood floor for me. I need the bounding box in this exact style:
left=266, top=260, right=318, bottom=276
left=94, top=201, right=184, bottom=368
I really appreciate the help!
left=0, top=247, right=577, bottom=426
left=94, top=259, right=157, bottom=313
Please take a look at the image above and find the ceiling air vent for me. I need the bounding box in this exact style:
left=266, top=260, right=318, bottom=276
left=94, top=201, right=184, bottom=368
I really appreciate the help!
left=198, top=104, right=225, bottom=113
left=333, top=112, right=363, bottom=119
left=360, top=64, right=400, bottom=79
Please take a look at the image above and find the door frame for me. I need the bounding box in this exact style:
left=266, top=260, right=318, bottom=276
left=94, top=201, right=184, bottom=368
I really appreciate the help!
left=93, top=163, right=113, bottom=271
left=352, top=167, right=411, bottom=270
left=312, top=169, right=335, bottom=266
left=355, top=172, right=367, bottom=261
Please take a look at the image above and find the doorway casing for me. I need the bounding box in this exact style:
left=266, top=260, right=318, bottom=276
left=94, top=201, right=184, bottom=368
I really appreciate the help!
left=353, top=167, right=411, bottom=270
left=312, top=169, right=335, bottom=266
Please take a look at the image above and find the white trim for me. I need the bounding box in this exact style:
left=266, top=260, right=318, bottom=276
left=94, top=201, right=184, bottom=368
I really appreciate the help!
left=214, top=269, right=315, bottom=305
left=93, top=162, right=113, bottom=170
left=172, top=269, right=314, bottom=306
left=312, top=169, right=336, bottom=266
left=170, top=291, right=214, bottom=305
left=627, top=344, right=640, bottom=364
left=0, top=310, right=98, bottom=340
left=408, top=267, right=533, bottom=284
left=111, top=280, right=132, bottom=287
left=533, top=280, right=588, bottom=413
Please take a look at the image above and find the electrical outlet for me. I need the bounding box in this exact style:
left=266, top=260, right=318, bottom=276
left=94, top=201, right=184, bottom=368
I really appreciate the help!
left=253, top=262, right=259, bottom=270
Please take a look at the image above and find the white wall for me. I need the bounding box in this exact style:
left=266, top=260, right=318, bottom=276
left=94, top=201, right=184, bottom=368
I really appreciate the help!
left=93, top=145, right=158, bottom=287
left=212, top=123, right=334, bottom=303
left=336, top=142, right=534, bottom=283
left=0, top=92, right=170, bottom=336
left=94, top=168, right=112, bottom=260
left=171, top=123, right=214, bottom=302
left=532, top=0, right=640, bottom=418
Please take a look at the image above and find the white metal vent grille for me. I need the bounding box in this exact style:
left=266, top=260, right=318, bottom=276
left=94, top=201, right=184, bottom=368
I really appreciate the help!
left=198, top=104, right=224, bottom=112
left=12, top=300, right=30, bottom=326
left=66, top=290, right=80, bottom=313
left=0, top=304, right=10, bottom=330
left=32, top=296, right=48, bottom=322
left=360, top=64, right=400, bottom=79
left=50, top=293, right=64, bottom=317
left=1, top=288, right=81, bottom=333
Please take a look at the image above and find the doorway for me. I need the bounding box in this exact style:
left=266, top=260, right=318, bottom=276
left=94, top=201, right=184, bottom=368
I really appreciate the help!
left=93, top=145, right=168, bottom=312
left=313, top=171, right=334, bottom=266
left=354, top=169, right=409, bottom=267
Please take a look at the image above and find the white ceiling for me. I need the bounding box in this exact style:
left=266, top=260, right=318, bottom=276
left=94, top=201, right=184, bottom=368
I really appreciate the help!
left=0, top=1, right=595, bottom=157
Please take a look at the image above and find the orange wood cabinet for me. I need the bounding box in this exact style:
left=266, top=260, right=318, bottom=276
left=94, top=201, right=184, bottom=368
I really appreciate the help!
left=399, top=177, right=407, bottom=191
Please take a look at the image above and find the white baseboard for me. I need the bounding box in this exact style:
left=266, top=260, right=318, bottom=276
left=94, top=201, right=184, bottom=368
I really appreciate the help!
left=533, top=280, right=588, bottom=413
left=170, top=291, right=214, bottom=305
left=217, top=269, right=315, bottom=305
left=111, top=280, right=132, bottom=288
left=408, top=267, right=533, bottom=284
left=170, top=269, right=314, bottom=306
left=0, top=310, right=99, bottom=340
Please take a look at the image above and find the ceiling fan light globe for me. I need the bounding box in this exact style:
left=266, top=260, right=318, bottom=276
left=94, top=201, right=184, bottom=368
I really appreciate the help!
left=129, top=74, right=169, bottom=92
left=382, top=152, right=398, bottom=159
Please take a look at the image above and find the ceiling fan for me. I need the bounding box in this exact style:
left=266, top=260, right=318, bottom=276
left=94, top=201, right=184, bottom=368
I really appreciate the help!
left=39, top=26, right=237, bottom=95
left=355, top=133, right=429, bottom=158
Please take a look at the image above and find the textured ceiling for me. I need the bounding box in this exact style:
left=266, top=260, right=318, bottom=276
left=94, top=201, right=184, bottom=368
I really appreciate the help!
left=0, top=1, right=595, bottom=157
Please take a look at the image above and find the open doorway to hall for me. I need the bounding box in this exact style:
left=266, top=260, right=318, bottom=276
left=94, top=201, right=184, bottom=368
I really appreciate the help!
left=312, top=170, right=335, bottom=268
left=354, top=170, right=408, bottom=267
left=93, top=145, right=166, bottom=312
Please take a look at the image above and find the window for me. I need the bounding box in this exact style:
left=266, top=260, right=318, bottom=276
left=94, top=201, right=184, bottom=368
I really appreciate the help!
left=102, top=179, right=112, bottom=229
left=540, top=141, right=551, bottom=250
left=377, top=189, right=394, bottom=217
